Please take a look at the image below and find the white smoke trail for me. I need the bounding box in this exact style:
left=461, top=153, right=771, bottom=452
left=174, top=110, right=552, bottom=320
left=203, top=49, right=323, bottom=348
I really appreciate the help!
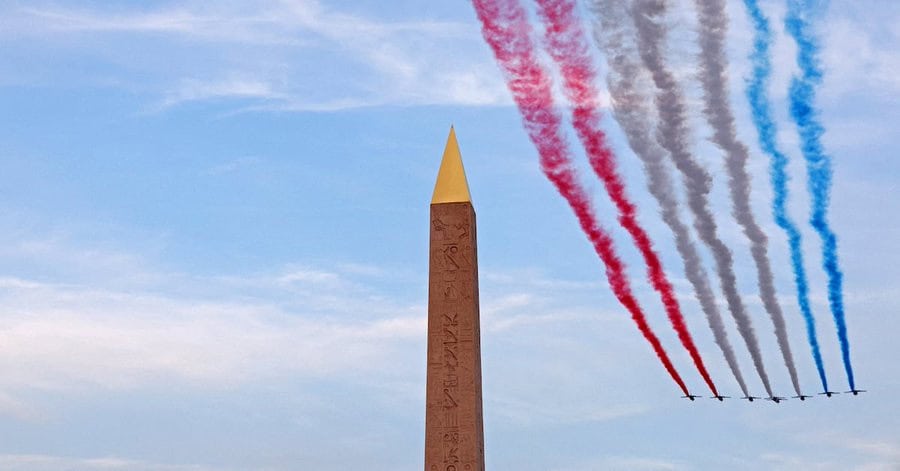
left=627, top=0, right=774, bottom=397
left=587, top=0, right=749, bottom=397
left=691, top=0, right=801, bottom=396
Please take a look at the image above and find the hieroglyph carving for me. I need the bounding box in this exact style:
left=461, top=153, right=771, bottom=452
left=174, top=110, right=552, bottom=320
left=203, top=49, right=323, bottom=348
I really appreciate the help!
left=437, top=218, right=469, bottom=471
left=426, top=203, right=483, bottom=471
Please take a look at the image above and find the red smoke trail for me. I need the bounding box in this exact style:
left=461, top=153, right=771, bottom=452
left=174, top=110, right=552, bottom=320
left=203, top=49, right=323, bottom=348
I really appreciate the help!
left=535, top=0, right=718, bottom=396
left=472, top=0, right=688, bottom=395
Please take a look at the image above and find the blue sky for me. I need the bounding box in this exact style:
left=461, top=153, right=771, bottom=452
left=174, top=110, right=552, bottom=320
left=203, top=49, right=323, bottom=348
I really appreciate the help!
left=0, top=0, right=898, bottom=469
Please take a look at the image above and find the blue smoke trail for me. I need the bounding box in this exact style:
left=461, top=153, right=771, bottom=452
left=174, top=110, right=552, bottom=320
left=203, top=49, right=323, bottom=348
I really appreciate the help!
left=785, top=0, right=855, bottom=390
left=742, top=0, right=828, bottom=392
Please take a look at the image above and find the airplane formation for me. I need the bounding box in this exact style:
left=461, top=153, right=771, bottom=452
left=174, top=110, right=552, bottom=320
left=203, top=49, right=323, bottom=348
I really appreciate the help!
left=473, top=0, right=862, bottom=403
left=681, top=389, right=866, bottom=403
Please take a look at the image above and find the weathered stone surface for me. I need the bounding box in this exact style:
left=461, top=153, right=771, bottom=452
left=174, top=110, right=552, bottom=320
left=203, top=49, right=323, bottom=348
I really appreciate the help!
left=425, top=201, right=484, bottom=471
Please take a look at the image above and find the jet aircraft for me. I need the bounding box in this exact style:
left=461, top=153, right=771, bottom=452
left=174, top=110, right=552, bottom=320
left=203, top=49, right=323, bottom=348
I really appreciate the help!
left=792, top=394, right=813, bottom=401
left=845, top=389, right=867, bottom=396
left=766, top=396, right=787, bottom=403
left=819, top=391, right=840, bottom=398
left=681, top=394, right=702, bottom=401
left=710, top=395, right=730, bottom=402
left=740, top=396, right=761, bottom=402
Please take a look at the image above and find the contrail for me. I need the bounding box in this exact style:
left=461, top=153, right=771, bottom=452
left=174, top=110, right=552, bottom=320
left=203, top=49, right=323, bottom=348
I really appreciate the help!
left=629, top=0, right=774, bottom=397
left=784, top=0, right=855, bottom=390
left=587, top=0, right=749, bottom=397
left=691, top=0, right=801, bottom=396
left=471, top=0, right=690, bottom=394
left=742, top=0, right=828, bottom=392
left=534, top=0, right=719, bottom=396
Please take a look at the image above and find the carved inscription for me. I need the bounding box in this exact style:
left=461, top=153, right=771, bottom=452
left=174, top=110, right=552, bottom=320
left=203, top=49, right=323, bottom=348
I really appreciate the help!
left=425, top=203, right=483, bottom=471
left=442, top=305, right=459, bottom=469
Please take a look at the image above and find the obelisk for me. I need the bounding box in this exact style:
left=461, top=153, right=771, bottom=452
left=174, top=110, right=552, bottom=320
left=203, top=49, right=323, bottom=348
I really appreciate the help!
left=425, top=127, right=485, bottom=471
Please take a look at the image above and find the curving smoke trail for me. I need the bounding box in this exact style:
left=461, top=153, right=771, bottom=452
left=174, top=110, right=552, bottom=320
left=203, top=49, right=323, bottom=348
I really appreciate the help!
left=784, top=0, right=855, bottom=390
left=587, top=0, right=749, bottom=397
left=691, top=0, right=801, bottom=396
left=630, top=0, right=774, bottom=397
left=534, top=0, right=718, bottom=396
left=742, top=0, right=828, bottom=392
left=471, top=0, right=690, bottom=394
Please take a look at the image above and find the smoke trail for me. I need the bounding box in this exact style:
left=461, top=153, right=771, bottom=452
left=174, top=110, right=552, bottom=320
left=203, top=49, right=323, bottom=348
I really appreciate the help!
left=471, top=0, right=690, bottom=394
left=785, top=0, right=855, bottom=390
left=587, top=0, right=749, bottom=397
left=534, top=0, right=718, bottom=396
left=742, top=0, right=828, bottom=392
left=630, top=0, right=774, bottom=397
left=691, top=0, right=801, bottom=396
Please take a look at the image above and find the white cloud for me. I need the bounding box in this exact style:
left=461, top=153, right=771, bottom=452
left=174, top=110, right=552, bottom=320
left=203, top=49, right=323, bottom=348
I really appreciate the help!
left=275, top=267, right=341, bottom=285
left=0, top=277, right=424, bottom=395
left=0, top=256, right=618, bottom=399
left=157, top=77, right=288, bottom=110
left=490, top=392, right=648, bottom=426
left=482, top=268, right=597, bottom=291
left=0, top=220, right=163, bottom=288
left=482, top=292, right=593, bottom=331
left=552, top=455, right=685, bottom=471
left=18, top=4, right=303, bottom=46
left=820, top=7, right=900, bottom=98
left=759, top=452, right=843, bottom=471
left=600, top=457, right=684, bottom=471
left=0, top=221, right=634, bottom=427
left=843, top=439, right=900, bottom=460
left=334, top=262, right=386, bottom=277
left=0, top=392, right=43, bottom=422
left=204, top=156, right=263, bottom=176
left=5, top=1, right=511, bottom=110
left=0, top=218, right=646, bottom=431
left=0, top=454, right=225, bottom=471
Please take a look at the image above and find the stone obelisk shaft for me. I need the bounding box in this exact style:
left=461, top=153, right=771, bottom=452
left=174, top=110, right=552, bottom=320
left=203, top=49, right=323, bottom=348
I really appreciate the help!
left=425, top=128, right=484, bottom=471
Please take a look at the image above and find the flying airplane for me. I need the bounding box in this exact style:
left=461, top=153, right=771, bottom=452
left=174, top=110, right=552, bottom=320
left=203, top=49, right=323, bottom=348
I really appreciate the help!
left=710, top=395, right=730, bottom=402
left=792, top=394, right=813, bottom=401
left=845, top=389, right=867, bottom=396
left=819, top=391, right=840, bottom=398
left=766, top=396, right=787, bottom=403
left=681, top=394, right=702, bottom=401
left=740, top=396, right=761, bottom=402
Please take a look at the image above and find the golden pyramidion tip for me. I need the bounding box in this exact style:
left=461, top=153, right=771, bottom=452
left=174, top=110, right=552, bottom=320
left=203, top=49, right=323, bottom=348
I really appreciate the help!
left=431, top=126, right=471, bottom=204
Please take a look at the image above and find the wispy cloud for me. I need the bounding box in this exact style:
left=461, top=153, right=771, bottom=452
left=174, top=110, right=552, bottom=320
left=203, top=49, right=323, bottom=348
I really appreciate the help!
left=0, top=454, right=226, bottom=471
left=156, top=77, right=288, bottom=110
left=0, top=392, right=43, bottom=422
left=0, top=258, right=618, bottom=399
left=18, top=4, right=304, bottom=45
left=600, top=457, right=685, bottom=471
left=842, top=438, right=900, bottom=461
left=0, top=216, right=665, bottom=455
left=0, top=276, right=424, bottom=393
left=4, top=0, right=511, bottom=111
left=552, top=455, right=685, bottom=471
left=489, top=393, right=648, bottom=426
left=274, top=267, right=342, bottom=285
left=482, top=268, right=598, bottom=291
left=821, top=8, right=900, bottom=98
left=203, top=156, right=263, bottom=176
left=0, top=218, right=627, bottom=428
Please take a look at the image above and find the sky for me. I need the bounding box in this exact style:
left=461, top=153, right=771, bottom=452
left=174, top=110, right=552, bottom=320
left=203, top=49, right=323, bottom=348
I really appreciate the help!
left=0, top=0, right=898, bottom=470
